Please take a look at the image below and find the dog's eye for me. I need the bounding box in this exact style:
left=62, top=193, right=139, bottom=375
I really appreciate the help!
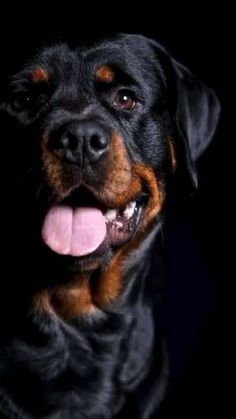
left=113, top=89, right=136, bottom=110
left=10, top=92, right=32, bottom=112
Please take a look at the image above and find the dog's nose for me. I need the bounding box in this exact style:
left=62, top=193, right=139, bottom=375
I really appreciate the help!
left=49, top=121, right=109, bottom=163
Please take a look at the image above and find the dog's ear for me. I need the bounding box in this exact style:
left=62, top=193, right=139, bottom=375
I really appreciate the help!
left=172, top=59, right=221, bottom=187
left=139, top=36, right=221, bottom=188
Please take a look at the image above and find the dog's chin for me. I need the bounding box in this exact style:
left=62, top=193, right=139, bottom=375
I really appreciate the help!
left=54, top=239, right=113, bottom=275
left=37, top=245, right=108, bottom=288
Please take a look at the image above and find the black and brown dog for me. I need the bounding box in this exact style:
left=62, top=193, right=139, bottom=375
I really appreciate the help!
left=0, top=34, right=220, bottom=418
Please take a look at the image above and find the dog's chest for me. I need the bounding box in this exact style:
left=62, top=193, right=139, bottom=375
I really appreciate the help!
left=0, top=305, right=155, bottom=418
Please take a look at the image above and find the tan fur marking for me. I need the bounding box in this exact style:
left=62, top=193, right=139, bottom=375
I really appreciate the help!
left=96, top=133, right=136, bottom=206
left=41, top=137, right=78, bottom=196
left=33, top=277, right=97, bottom=319
left=95, top=162, right=164, bottom=307
left=31, top=68, right=49, bottom=83
left=32, top=289, right=55, bottom=316
left=50, top=276, right=97, bottom=319
left=96, top=65, right=115, bottom=83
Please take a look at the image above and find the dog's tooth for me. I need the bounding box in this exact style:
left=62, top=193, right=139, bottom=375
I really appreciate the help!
left=123, top=201, right=136, bottom=219
left=115, top=221, right=123, bottom=228
left=105, top=209, right=118, bottom=222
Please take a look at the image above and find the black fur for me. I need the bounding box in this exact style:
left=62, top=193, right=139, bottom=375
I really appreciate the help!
left=0, top=34, right=220, bottom=418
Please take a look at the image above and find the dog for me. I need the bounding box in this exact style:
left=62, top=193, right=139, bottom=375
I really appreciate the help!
left=0, top=34, right=220, bottom=418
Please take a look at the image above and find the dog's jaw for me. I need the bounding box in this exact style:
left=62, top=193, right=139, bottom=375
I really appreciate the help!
left=32, top=163, right=164, bottom=319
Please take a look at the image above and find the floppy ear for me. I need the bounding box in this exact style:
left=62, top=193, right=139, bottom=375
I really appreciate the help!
left=144, top=36, right=221, bottom=188
left=141, top=35, right=220, bottom=188
left=171, top=59, right=221, bottom=187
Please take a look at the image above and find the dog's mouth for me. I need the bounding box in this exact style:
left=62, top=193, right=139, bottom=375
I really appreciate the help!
left=41, top=187, right=145, bottom=259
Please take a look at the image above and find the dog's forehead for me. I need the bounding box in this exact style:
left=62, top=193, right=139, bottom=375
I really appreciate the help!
left=32, top=45, right=81, bottom=78
left=29, top=40, right=163, bottom=87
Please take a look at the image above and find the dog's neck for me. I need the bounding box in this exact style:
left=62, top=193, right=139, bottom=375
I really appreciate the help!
left=0, top=233, right=165, bottom=418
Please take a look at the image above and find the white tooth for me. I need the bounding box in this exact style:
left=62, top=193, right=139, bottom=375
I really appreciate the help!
left=123, top=201, right=136, bottom=219
left=115, top=221, right=123, bottom=228
left=105, top=209, right=118, bottom=222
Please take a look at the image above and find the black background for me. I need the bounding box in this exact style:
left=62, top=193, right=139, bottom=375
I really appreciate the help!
left=0, top=7, right=232, bottom=417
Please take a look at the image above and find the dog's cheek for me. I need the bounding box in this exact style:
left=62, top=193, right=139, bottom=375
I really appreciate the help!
left=41, top=135, right=81, bottom=195
left=94, top=163, right=165, bottom=307
left=84, top=132, right=132, bottom=196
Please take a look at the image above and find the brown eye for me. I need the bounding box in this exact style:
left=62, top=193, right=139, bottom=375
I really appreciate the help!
left=10, top=92, right=31, bottom=112
left=114, top=89, right=136, bottom=110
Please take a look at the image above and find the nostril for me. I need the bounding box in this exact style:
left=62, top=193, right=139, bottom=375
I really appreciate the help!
left=67, top=133, right=78, bottom=151
left=90, top=134, right=108, bottom=151
left=48, top=122, right=109, bottom=164
left=60, top=136, right=69, bottom=149
left=48, top=133, right=78, bottom=152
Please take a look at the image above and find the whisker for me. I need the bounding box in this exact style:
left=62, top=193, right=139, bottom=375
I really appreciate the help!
left=159, top=224, right=165, bottom=246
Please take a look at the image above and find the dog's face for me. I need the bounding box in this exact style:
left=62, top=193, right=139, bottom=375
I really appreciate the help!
left=1, top=35, right=220, bottom=311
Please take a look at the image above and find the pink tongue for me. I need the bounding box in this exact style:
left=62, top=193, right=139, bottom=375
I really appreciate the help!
left=42, top=206, right=106, bottom=257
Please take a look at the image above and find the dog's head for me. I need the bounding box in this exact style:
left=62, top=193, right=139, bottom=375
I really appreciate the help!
left=1, top=34, right=220, bottom=314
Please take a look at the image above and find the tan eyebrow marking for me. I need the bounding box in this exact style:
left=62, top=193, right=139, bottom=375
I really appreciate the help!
left=31, top=68, right=49, bottom=83
left=96, top=65, right=115, bottom=83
